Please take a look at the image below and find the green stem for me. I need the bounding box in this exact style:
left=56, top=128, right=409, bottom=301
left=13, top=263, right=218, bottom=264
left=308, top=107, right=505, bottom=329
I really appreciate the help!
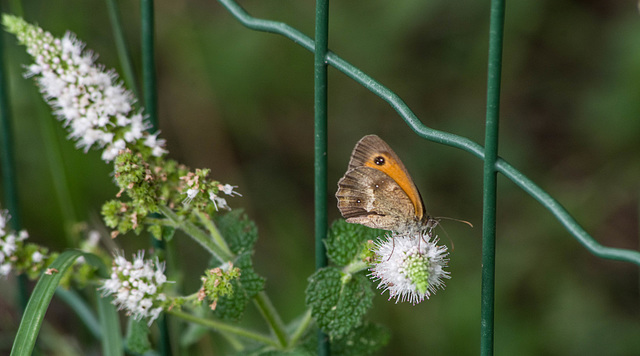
left=144, top=217, right=175, bottom=226
left=219, top=332, right=244, bottom=352
left=157, top=205, right=233, bottom=261
left=39, top=104, right=79, bottom=243
left=159, top=205, right=288, bottom=347
left=106, top=0, right=140, bottom=98
left=343, top=260, right=369, bottom=275
left=253, top=291, right=288, bottom=348
left=289, top=309, right=313, bottom=347
left=195, top=209, right=233, bottom=258
left=167, top=309, right=278, bottom=348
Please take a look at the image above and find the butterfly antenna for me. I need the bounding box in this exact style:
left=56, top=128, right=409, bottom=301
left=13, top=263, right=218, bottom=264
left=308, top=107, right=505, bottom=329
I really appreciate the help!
left=426, top=217, right=457, bottom=251
left=386, top=234, right=396, bottom=261
left=434, top=216, right=474, bottom=228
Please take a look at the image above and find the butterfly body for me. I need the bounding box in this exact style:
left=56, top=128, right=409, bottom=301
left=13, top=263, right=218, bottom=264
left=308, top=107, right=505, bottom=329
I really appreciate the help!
left=336, top=135, right=435, bottom=232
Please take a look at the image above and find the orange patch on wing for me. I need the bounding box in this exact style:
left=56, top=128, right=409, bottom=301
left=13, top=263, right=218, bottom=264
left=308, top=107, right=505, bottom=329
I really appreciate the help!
left=364, top=153, right=424, bottom=219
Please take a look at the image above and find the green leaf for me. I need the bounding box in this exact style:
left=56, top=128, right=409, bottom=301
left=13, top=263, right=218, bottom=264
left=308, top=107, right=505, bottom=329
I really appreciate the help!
left=125, top=317, right=152, bottom=354
left=325, top=220, right=385, bottom=266
left=332, top=322, right=391, bottom=356
left=305, top=267, right=374, bottom=338
left=236, top=253, right=265, bottom=298
left=207, top=252, right=265, bottom=321
left=10, top=250, right=108, bottom=356
left=162, top=225, right=176, bottom=241
left=54, top=288, right=101, bottom=339
left=216, top=209, right=258, bottom=254
left=213, top=279, right=249, bottom=321
left=96, top=290, right=124, bottom=356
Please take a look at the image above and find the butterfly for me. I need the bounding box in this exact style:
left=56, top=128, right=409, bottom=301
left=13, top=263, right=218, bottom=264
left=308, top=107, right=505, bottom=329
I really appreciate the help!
left=336, top=134, right=437, bottom=233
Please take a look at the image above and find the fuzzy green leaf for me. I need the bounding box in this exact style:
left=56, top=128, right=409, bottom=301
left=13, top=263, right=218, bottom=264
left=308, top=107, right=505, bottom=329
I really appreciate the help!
left=216, top=209, right=258, bottom=254
left=332, top=322, right=391, bottom=356
left=125, top=317, right=151, bottom=354
left=212, top=279, right=249, bottom=321
left=205, top=251, right=264, bottom=320
left=162, top=225, right=176, bottom=241
left=305, top=267, right=374, bottom=338
left=325, top=220, right=385, bottom=266
left=236, top=253, right=265, bottom=298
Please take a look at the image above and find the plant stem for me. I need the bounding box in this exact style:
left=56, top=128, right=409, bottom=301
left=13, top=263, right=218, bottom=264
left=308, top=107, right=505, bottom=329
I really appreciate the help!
left=343, top=260, right=369, bottom=275
left=167, top=309, right=278, bottom=348
left=195, top=209, right=233, bottom=258
left=159, top=206, right=288, bottom=347
left=253, top=291, right=288, bottom=348
left=289, top=309, right=313, bottom=347
left=157, top=205, right=233, bottom=261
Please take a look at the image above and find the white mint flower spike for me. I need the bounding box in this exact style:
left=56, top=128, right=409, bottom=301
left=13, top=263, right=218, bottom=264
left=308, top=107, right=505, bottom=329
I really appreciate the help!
left=100, top=251, right=170, bottom=325
left=370, top=230, right=450, bottom=305
left=3, top=15, right=167, bottom=162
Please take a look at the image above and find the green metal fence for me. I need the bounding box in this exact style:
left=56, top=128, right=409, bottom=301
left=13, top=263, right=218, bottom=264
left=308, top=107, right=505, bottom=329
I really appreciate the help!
left=215, top=0, right=640, bottom=354
left=1, top=0, right=639, bottom=355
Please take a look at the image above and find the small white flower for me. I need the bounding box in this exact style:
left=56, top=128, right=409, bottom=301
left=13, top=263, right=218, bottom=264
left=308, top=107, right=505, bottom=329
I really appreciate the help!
left=209, top=193, right=229, bottom=211
left=17, top=230, right=29, bottom=241
left=32, top=251, right=44, bottom=263
left=144, top=132, right=168, bottom=157
left=218, top=184, right=242, bottom=197
left=0, top=263, right=12, bottom=277
left=0, top=209, right=33, bottom=278
left=1, top=234, right=17, bottom=256
left=0, top=210, right=9, bottom=236
left=100, top=251, right=170, bottom=325
left=87, top=230, right=101, bottom=247
left=370, top=230, right=450, bottom=305
left=182, top=188, right=199, bottom=205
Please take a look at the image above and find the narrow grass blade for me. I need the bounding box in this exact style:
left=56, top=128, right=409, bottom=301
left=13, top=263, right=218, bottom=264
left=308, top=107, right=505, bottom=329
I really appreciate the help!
left=10, top=250, right=108, bottom=356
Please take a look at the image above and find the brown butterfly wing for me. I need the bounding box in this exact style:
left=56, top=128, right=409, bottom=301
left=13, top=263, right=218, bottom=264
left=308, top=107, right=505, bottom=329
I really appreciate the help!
left=345, top=134, right=426, bottom=215
left=336, top=166, right=420, bottom=231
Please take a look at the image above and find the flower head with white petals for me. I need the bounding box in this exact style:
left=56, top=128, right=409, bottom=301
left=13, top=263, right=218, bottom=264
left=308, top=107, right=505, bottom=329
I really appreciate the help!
left=3, top=15, right=167, bottom=162
left=100, top=251, right=171, bottom=325
left=369, top=230, right=450, bottom=305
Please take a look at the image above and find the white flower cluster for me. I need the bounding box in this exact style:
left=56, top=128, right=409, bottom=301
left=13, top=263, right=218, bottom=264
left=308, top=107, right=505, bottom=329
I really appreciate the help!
left=370, top=231, right=450, bottom=305
left=7, top=16, right=166, bottom=161
left=101, top=251, right=169, bottom=325
left=0, top=210, right=29, bottom=278
left=209, top=183, right=242, bottom=211
left=180, top=171, right=241, bottom=210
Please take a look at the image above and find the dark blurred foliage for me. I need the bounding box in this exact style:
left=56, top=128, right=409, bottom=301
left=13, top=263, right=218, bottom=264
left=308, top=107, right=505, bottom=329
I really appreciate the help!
left=0, top=0, right=638, bottom=355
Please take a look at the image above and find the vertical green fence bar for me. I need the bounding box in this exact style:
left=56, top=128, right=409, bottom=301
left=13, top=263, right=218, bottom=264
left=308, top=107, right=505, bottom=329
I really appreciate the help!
left=314, top=0, right=330, bottom=354
left=141, top=0, right=158, bottom=131
left=0, top=14, right=29, bottom=315
left=480, top=0, right=505, bottom=355
left=141, top=1, right=171, bottom=355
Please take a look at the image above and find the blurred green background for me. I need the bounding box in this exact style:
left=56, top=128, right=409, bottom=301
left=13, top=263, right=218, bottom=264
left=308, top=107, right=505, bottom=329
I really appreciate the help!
left=0, top=0, right=639, bottom=355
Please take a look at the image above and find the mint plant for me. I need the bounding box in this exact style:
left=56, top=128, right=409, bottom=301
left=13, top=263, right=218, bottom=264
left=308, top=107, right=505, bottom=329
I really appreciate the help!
left=1, top=15, right=452, bottom=355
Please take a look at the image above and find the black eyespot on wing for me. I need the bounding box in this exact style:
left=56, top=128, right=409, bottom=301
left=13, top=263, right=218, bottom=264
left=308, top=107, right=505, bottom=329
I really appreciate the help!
left=374, top=156, right=385, bottom=166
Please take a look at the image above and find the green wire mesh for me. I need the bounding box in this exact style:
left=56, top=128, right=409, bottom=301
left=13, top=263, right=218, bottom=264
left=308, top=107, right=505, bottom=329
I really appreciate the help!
left=215, top=0, right=640, bottom=354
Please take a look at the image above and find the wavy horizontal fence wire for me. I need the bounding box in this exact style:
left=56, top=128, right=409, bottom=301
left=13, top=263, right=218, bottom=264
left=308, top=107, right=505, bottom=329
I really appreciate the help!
left=215, top=0, right=640, bottom=354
